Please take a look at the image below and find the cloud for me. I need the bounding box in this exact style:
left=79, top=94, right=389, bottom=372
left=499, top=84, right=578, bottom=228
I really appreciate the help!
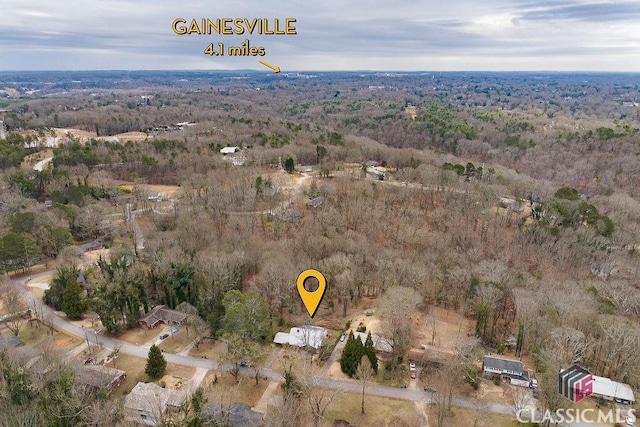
left=515, top=1, right=640, bottom=22
left=0, top=0, right=638, bottom=70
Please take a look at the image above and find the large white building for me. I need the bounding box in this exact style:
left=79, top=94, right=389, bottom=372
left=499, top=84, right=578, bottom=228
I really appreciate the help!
left=592, top=375, right=635, bottom=404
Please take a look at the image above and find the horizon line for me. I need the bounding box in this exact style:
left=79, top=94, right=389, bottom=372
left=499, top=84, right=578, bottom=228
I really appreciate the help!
left=0, top=69, right=638, bottom=74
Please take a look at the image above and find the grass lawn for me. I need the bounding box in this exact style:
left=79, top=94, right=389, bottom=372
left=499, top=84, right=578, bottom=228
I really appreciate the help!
left=18, top=322, right=81, bottom=350
left=429, top=405, right=518, bottom=427
left=188, top=338, right=227, bottom=360
left=202, top=372, right=268, bottom=407
left=106, top=353, right=147, bottom=399
left=117, top=327, right=162, bottom=346
left=322, top=392, right=421, bottom=426
left=158, top=329, right=193, bottom=353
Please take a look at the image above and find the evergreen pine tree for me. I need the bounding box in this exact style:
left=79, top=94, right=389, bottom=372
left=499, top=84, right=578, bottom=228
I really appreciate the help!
left=341, top=331, right=368, bottom=377
left=354, top=333, right=364, bottom=367
left=340, top=331, right=356, bottom=375
left=145, top=344, right=167, bottom=380
left=364, top=331, right=378, bottom=374
left=61, top=278, right=86, bottom=320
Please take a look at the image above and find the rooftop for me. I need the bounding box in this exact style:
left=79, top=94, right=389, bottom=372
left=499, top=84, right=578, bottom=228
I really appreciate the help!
left=483, top=355, right=525, bottom=374
left=353, top=331, right=393, bottom=353
left=592, top=375, right=635, bottom=403
left=220, top=146, right=238, bottom=154
left=273, top=326, right=326, bottom=349
left=124, top=382, right=186, bottom=414
left=202, top=402, right=262, bottom=427
left=139, top=305, right=187, bottom=327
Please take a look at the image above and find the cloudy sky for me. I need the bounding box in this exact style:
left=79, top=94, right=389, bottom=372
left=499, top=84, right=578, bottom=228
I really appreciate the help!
left=1, top=0, right=639, bottom=71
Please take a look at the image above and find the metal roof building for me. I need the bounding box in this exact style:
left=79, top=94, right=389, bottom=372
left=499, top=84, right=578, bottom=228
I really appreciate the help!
left=592, top=375, right=635, bottom=404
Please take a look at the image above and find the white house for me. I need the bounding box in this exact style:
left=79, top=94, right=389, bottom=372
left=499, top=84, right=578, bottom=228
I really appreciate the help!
left=220, top=146, right=239, bottom=155
left=592, top=375, right=635, bottom=404
left=352, top=331, right=393, bottom=353
left=273, top=326, right=326, bottom=350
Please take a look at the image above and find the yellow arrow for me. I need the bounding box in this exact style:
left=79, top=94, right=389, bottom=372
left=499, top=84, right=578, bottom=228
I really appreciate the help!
left=258, top=59, right=281, bottom=73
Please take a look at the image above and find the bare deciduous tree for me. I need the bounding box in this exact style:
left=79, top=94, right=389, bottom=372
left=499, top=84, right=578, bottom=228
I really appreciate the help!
left=356, top=356, right=374, bottom=415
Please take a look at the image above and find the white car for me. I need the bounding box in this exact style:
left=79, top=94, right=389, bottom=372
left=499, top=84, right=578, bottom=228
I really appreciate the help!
left=626, top=414, right=636, bottom=426
left=409, top=362, right=416, bottom=371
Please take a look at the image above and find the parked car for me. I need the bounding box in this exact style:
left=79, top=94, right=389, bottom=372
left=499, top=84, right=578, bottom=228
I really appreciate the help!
left=159, top=333, right=169, bottom=340
left=410, top=372, right=416, bottom=379
left=409, top=361, right=416, bottom=371
left=340, top=333, right=346, bottom=342
left=626, top=413, right=636, bottom=426
left=424, top=385, right=436, bottom=393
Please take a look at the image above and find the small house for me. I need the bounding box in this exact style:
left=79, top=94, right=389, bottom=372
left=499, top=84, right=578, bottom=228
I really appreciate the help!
left=78, top=240, right=102, bottom=253
left=147, top=192, right=162, bottom=202
left=483, top=355, right=531, bottom=387
left=273, top=326, right=326, bottom=350
left=124, top=382, right=186, bottom=426
left=202, top=402, right=262, bottom=427
left=139, top=305, right=187, bottom=328
left=220, top=146, right=239, bottom=155
left=74, top=364, right=126, bottom=395
left=353, top=331, right=393, bottom=353
left=306, top=196, right=325, bottom=209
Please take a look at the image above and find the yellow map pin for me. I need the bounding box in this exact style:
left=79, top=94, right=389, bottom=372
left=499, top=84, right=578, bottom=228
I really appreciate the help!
left=296, top=269, right=327, bottom=318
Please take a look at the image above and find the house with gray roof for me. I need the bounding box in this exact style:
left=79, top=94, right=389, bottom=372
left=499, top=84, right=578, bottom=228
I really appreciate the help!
left=202, top=402, right=262, bottom=427
left=74, top=364, right=126, bottom=395
left=139, top=305, right=187, bottom=328
left=124, top=382, right=186, bottom=426
left=483, top=354, right=531, bottom=387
